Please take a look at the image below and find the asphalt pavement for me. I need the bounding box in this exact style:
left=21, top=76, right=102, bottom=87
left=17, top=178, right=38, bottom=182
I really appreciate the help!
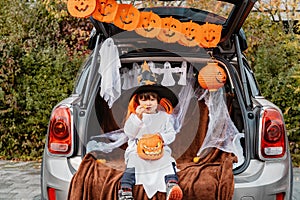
left=0, top=160, right=299, bottom=200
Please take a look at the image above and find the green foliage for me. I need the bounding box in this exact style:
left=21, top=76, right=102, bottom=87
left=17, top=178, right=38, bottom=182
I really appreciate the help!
left=0, top=0, right=90, bottom=160
left=0, top=1, right=299, bottom=167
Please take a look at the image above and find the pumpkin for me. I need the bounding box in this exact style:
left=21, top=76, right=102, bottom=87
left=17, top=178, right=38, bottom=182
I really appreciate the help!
left=92, top=0, right=118, bottom=23
left=198, top=22, right=222, bottom=48
left=157, top=17, right=182, bottom=43
left=178, top=21, right=201, bottom=47
left=137, top=133, right=164, bottom=160
left=67, top=0, right=97, bottom=18
left=135, top=11, right=162, bottom=38
left=198, top=62, right=227, bottom=91
left=113, top=4, right=140, bottom=31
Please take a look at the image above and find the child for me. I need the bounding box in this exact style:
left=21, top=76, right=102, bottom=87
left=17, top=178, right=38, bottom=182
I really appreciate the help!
left=118, top=85, right=183, bottom=200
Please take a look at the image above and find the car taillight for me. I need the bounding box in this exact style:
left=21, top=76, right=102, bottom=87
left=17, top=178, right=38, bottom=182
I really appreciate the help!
left=260, top=108, right=286, bottom=159
left=48, top=105, right=72, bottom=155
left=47, top=187, right=56, bottom=200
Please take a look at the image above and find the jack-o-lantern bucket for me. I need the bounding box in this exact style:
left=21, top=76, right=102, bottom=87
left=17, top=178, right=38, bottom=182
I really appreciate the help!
left=67, top=0, right=97, bottom=18
left=198, top=62, right=227, bottom=91
left=137, top=133, right=164, bottom=160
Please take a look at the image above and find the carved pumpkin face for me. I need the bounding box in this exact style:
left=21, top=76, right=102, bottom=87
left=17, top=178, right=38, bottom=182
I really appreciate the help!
left=137, top=133, right=164, bottom=160
left=178, top=21, right=201, bottom=47
left=198, top=62, right=227, bottom=91
left=198, top=23, right=222, bottom=48
left=113, top=4, right=140, bottom=31
left=157, top=17, right=182, bottom=43
left=67, top=0, right=97, bottom=18
left=92, top=0, right=118, bottom=23
left=135, top=12, right=162, bottom=38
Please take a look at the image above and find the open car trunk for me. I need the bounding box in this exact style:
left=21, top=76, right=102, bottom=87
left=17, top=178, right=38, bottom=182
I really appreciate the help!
left=68, top=44, right=246, bottom=199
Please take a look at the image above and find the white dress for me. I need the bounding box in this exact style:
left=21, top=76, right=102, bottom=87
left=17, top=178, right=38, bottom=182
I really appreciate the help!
left=124, top=111, right=177, bottom=198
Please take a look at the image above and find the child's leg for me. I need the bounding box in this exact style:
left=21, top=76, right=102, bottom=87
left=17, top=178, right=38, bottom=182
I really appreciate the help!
left=165, top=162, right=183, bottom=200
left=119, top=167, right=135, bottom=200
left=120, top=167, right=136, bottom=190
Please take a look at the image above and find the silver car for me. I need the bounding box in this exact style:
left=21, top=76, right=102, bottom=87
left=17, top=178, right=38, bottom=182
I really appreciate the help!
left=41, top=0, right=293, bottom=199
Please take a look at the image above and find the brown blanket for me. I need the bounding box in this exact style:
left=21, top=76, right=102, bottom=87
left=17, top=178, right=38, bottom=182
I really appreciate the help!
left=68, top=100, right=237, bottom=200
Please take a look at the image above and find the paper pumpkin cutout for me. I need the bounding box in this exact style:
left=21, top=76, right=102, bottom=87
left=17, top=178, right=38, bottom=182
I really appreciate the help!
left=198, top=62, right=227, bottom=91
left=198, top=22, right=222, bottom=48
left=67, top=0, right=96, bottom=18
left=137, top=133, right=164, bottom=160
left=113, top=4, right=140, bottom=31
left=178, top=21, right=201, bottom=47
left=135, top=11, right=162, bottom=38
left=157, top=17, right=182, bottom=43
left=92, top=0, right=118, bottom=23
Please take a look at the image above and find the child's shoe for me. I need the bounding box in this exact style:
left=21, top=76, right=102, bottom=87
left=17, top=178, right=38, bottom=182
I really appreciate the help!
left=166, top=182, right=183, bottom=200
left=118, top=189, right=134, bottom=200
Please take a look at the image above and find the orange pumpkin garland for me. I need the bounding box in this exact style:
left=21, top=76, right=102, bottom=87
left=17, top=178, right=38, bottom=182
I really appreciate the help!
left=157, top=17, right=182, bottom=43
left=67, top=0, right=97, bottom=18
left=198, top=62, right=227, bottom=91
left=113, top=4, right=140, bottom=31
left=178, top=21, right=201, bottom=47
left=92, top=0, right=118, bottom=23
left=198, top=22, right=222, bottom=48
left=135, top=11, right=162, bottom=38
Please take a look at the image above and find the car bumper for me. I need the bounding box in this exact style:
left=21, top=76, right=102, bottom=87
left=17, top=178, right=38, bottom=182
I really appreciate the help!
left=233, top=158, right=292, bottom=200
left=41, top=155, right=292, bottom=200
left=41, top=152, right=78, bottom=200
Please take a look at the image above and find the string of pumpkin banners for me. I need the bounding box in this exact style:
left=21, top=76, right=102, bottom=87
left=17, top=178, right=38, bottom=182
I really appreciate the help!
left=67, top=0, right=223, bottom=48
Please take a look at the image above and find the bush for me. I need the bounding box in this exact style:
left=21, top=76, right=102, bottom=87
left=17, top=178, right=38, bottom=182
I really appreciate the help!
left=0, top=0, right=91, bottom=160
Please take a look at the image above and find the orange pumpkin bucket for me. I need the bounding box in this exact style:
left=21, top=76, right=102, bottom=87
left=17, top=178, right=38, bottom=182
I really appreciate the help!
left=198, top=62, right=227, bottom=91
left=137, top=133, right=164, bottom=160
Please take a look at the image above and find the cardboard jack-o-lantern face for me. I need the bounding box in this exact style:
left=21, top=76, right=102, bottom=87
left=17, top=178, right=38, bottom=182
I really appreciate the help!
left=198, top=62, right=227, bottom=91
left=92, top=0, right=118, bottom=23
left=135, top=12, right=162, bottom=38
left=178, top=21, right=201, bottom=47
left=157, top=17, right=182, bottom=43
left=198, top=22, right=222, bottom=48
left=67, top=0, right=97, bottom=18
left=113, top=4, right=140, bottom=31
left=137, top=133, right=164, bottom=160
